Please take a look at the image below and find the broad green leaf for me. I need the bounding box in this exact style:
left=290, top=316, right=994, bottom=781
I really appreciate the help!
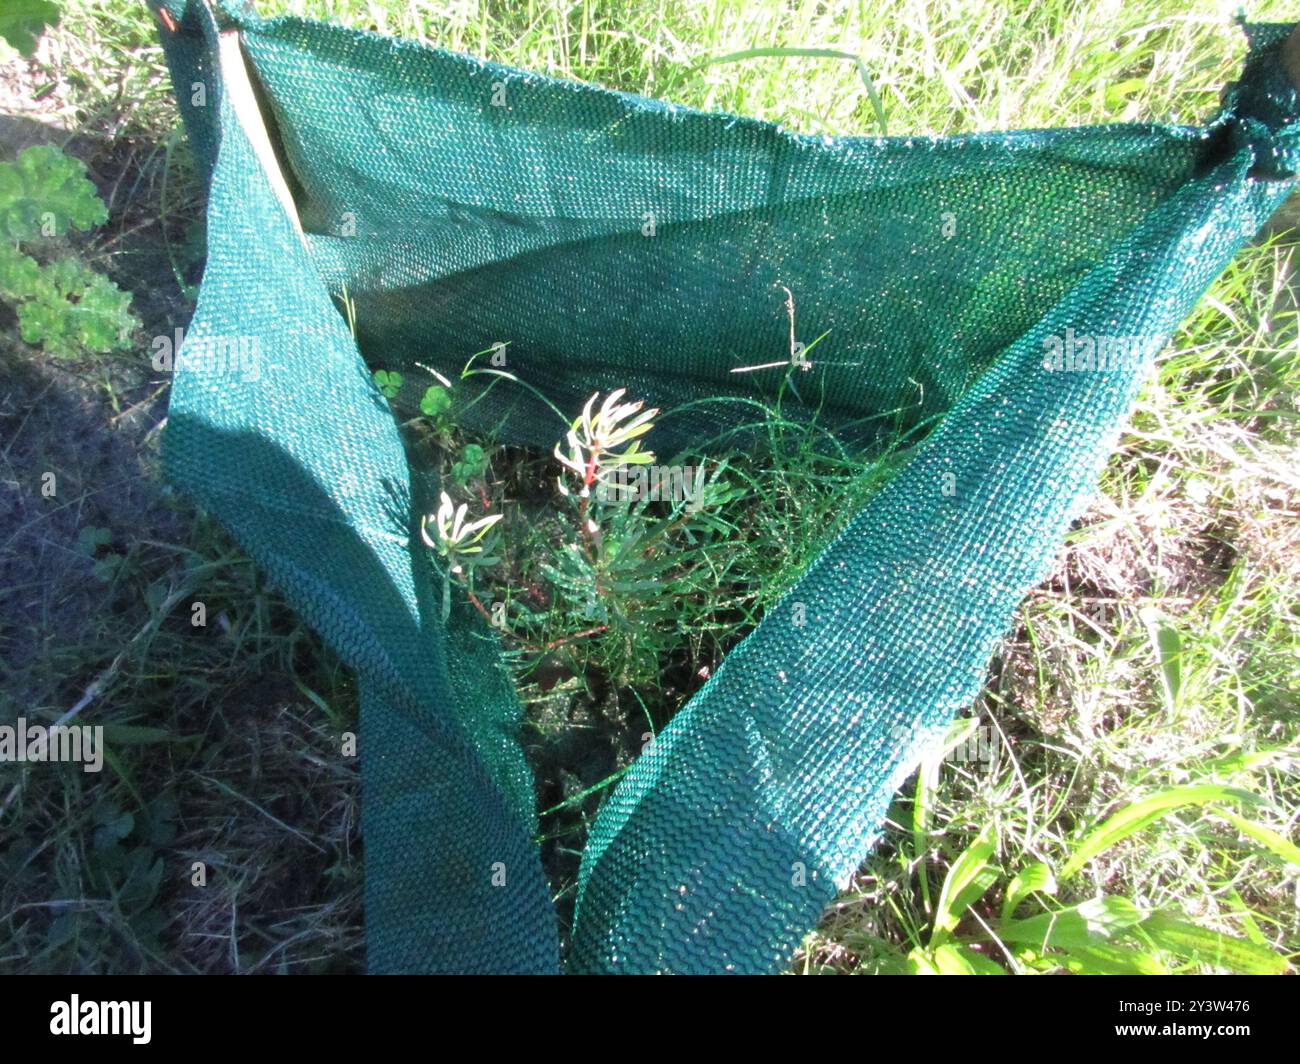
left=0, top=241, right=43, bottom=298
left=77, top=525, right=112, bottom=554
left=10, top=251, right=136, bottom=358
left=1061, top=785, right=1260, bottom=880
left=373, top=369, right=403, bottom=398
left=69, top=273, right=136, bottom=352
left=1001, top=861, right=1057, bottom=922
left=120, top=849, right=165, bottom=913
left=1138, top=606, right=1182, bottom=711
left=999, top=895, right=1146, bottom=951
left=930, top=943, right=976, bottom=974
left=18, top=287, right=133, bottom=358
left=933, top=824, right=997, bottom=938
left=93, top=810, right=134, bottom=850
left=453, top=442, right=487, bottom=482
left=951, top=944, right=1007, bottom=975
left=420, top=383, right=451, bottom=414
left=0, top=145, right=106, bottom=240
left=91, top=554, right=123, bottom=582
left=0, top=0, right=59, bottom=57
left=911, top=943, right=1007, bottom=975
left=1059, top=943, right=1169, bottom=975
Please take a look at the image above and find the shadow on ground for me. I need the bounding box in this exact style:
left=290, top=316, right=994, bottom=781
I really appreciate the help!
left=0, top=103, right=364, bottom=974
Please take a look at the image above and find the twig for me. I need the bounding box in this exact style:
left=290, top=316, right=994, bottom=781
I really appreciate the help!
left=534, top=625, right=609, bottom=653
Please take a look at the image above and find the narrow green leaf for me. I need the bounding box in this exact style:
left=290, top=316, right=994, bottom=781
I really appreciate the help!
left=706, top=46, right=888, bottom=133
left=1061, top=785, right=1260, bottom=880
left=1141, top=912, right=1289, bottom=974
left=100, top=724, right=177, bottom=745
left=1226, top=889, right=1269, bottom=947
left=1213, top=807, right=1300, bottom=868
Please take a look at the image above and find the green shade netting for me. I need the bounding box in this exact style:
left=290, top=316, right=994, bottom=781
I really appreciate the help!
left=153, top=0, right=1300, bottom=972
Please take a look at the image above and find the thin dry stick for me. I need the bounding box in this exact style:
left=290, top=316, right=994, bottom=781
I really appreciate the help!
left=731, top=283, right=806, bottom=373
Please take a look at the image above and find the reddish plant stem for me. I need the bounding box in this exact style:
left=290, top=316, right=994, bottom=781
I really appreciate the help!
left=466, top=583, right=607, bottom=654
left=465, top=587, right=495, bottom=625
left=578, top=450, right=602, bottom=560
left=536, top=625, right=609, bottom=653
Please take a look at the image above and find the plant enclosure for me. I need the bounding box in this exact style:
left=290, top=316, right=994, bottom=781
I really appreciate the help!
left=0, top=0, right=1296, bottom=976
left=153, top=1, right=1300, bottom=973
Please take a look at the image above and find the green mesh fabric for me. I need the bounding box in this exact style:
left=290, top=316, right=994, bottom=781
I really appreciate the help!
left=154, top=1, right=1300, bottom=973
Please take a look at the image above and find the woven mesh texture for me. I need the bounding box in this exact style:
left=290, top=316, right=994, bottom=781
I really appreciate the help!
left=155, top=1, right=1300, bottom=972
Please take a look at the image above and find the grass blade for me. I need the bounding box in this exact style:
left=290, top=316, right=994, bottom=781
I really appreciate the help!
left=1140, top=912, right=1290, bottom=974
left=1061, top=785, right=1260, bottom=881
left=706, top=47, right=888, bottom=133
